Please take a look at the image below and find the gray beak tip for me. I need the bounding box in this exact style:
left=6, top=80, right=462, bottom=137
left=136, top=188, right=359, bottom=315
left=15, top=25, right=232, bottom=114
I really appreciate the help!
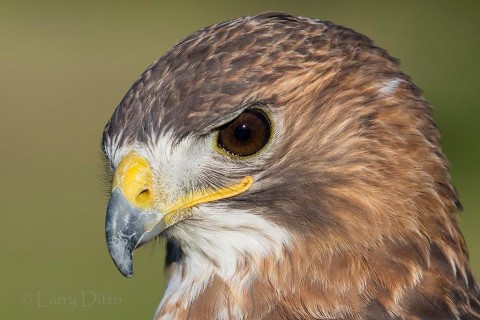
left=121, top=268, right=133, bottom=278
left=107, top=238, right=135, bottom=277
left=105, top=188, right=140, bottom=278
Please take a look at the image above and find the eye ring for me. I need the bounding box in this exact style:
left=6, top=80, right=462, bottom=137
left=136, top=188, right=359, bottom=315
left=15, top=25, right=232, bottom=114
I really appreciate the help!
left=216, top=109, right=272, bottom=157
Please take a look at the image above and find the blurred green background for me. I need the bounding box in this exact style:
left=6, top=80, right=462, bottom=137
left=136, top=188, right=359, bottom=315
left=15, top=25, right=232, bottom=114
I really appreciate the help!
left=1, top=0, right=479, bottom=318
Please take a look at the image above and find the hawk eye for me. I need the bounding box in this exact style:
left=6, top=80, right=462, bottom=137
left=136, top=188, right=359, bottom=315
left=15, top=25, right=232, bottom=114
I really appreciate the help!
left=217, top=109, right=271, bottom=157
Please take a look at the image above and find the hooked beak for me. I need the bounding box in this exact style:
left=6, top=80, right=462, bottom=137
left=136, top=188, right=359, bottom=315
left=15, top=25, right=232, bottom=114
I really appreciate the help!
left=105, top=152, right=253, bottom=278
left=105, top=188, right=166, bottom=277
left=105, top=152, right=161, bottom=277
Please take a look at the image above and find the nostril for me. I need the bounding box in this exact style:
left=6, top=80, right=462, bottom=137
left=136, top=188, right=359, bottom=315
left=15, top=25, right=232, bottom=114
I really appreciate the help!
left=136, top=189, right=152, bottom=203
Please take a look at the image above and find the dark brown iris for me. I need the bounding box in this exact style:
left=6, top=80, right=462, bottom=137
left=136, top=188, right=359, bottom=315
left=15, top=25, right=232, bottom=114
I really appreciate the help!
left=218, top=109, right=271, bottom=157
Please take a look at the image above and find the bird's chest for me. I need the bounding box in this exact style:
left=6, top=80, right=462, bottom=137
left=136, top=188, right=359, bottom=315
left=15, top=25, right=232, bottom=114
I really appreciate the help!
left=155, top=263, right=276, bottom=320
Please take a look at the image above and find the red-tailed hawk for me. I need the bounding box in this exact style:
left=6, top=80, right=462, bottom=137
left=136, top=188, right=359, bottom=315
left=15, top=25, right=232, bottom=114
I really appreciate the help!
left=102, top=12, right=480, bottom=319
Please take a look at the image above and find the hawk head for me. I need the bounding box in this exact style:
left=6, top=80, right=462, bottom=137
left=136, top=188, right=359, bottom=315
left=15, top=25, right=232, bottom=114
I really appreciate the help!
left=103, top=12, right=479, bottom=319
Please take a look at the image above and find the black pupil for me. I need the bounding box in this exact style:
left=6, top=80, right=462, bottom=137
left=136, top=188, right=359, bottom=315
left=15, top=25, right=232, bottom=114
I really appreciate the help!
left=234, top=124, right=251, bottom=141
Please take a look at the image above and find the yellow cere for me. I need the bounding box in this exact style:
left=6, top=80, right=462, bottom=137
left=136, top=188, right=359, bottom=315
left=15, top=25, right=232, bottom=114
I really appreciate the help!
left=112, top=152, right=154, bottom=209
left=162, top=176, right=254, bottom=225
